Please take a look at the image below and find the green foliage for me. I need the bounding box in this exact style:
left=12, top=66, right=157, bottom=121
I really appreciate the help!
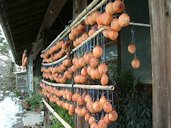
left=108, top=64, right=152, bottom=128
left=13, top=89, right=21, bottom=97
left=25, top=93, right=44, bottom=111
left=49, top=102, right=74, bottom=128
left=0, top=42, right=9, bottom=54
left=50, top=117, right=64, bottom=128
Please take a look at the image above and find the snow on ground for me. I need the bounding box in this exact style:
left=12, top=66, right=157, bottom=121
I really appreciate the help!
left=0, top=97, right=20, bottom=128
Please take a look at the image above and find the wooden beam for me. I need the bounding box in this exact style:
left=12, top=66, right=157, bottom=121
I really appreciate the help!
left=39, top=0, right=67, bottom=31
left=32, top=39, right=43, bottom=59
left=30, top=0, right=67, bottom=59
left=148, top=0, right=171, bottom=128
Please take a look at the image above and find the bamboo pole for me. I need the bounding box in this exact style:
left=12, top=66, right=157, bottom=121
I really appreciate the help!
left=74, top=84, right=115, bottom=90
left=41, top=0, right=101, bottom=53
left=129, top=22, right=151, bottom=27
left=42, top=99, right=72, bottom=128
left=42, top=79, right=115, bottom=91
left=42, top=26, right=106, bottom=66
left=42, top=79, right=72, bottom=88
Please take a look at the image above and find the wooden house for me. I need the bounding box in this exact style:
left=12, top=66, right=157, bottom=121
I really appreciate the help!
left=0, top=0, right=170, bottom=127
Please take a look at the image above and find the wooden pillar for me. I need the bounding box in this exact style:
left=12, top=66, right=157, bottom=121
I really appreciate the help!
left=148, top=0, right=171, bottom=128
left=73, top=1, right=89, bottom=128
left=27, top=55, right=33, bottom=92
left=44, top=98, right=50, bottom=128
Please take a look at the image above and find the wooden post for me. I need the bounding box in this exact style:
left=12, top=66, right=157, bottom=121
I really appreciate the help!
left=148, top=0, right=171, bottom=127
left=44, top=98, right=50, bottom=128
left=73, top=1, right=89, bottom=128
left=27, top=56, right=33, bottom=92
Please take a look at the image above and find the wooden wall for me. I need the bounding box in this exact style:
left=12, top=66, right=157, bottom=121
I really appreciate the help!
left=148, top=0, right=171, bottom=128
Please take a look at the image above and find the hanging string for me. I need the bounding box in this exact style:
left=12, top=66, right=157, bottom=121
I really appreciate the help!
left=130, top=24, right=137, bottom=58
left=131, top=24, right=135, bottom=44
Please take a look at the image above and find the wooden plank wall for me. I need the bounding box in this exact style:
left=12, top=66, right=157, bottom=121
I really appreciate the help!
left=148, top=0, right=171, bottom=128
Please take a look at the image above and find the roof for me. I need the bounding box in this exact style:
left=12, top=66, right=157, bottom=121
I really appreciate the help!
left=0, top=0, right=49, bottom=64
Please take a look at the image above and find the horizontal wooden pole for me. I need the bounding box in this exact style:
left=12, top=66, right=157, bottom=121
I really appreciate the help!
left=42, top=98, right=72, bottom=128
left=42, top=79, right=115, bottom=90
left=129, top=22, right=151, bottom=27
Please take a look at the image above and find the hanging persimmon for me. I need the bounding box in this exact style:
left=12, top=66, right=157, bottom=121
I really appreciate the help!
left=98, top=63, right=108, bottom=74
left=93, top=45, right=103, bottom=58
left=90, top=57, right=99, bottom=68
left=85, top=113, right=91, bottom=121
left=107, top=30, right=119, bottom=40
left=87, top=15, right=95, bottom=25
left=88, top=116, right=96, bottom=124
left=128, top=43, right=136, bottom=54
left=103, top=102, right=112, bottom=113
left=105, top=2, right=115, bottom=15
left=131, top=57, right=140, bottom=69
left=111, top=18, right=122, bottom=32
left=118, top=13, right=130, bottom=27
left=96, top=13, right=103, bottom=25
left=109, top=110, right=118, bottom=121
left=98, top=119, right=108, bottom=128
left=69, top=105, right=75, bottom=115
left=69, top=33, right=75, bottom=41
left=91, top=11, right=99, bottom=23
left=112, top=0, right=125, bottom=13
left=103, top=114, right=111, bottom=125
left=80, top=107, right=88, bottom=117
left=102, top=30, right=109, bottom=38
left=93, top=101, right=103, bottom=112
left=81, top=67, right=88, bottom=77
left=88, top=28, right=96, bottom=36
left=77, top=24, right=85, bottom=32
left=101, top=74, right=109, bottom=86
left=94, top=69, right=103, bottom=79
left=101, top=12, right=113, bottom=26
